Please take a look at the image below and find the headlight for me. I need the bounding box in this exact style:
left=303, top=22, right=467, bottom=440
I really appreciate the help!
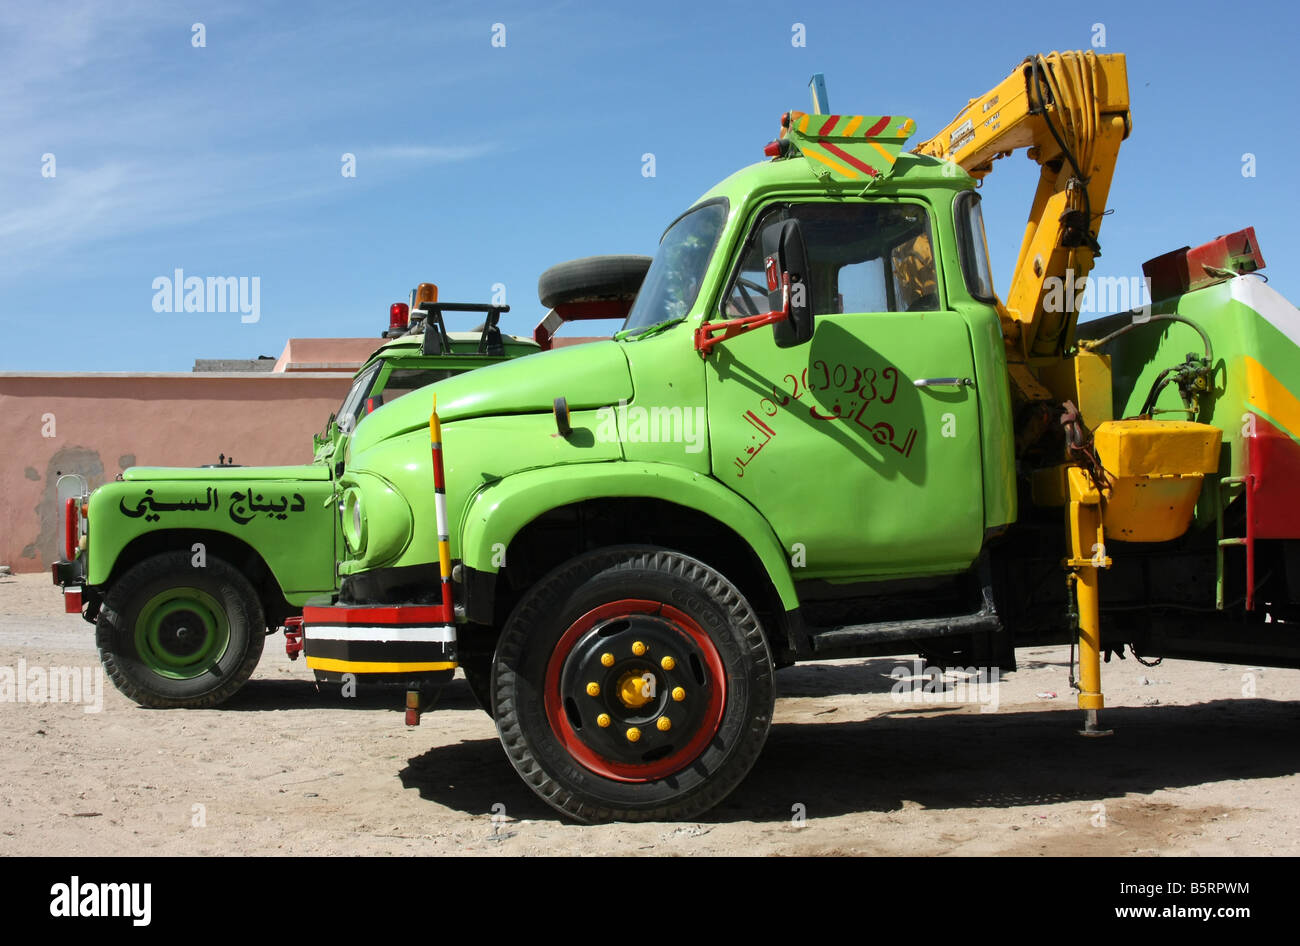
left=341, top=488, right=366, bottom=554
left=337, top=472, right=413, bottom=571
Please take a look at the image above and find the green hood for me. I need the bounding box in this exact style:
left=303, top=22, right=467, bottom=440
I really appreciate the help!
left=350, top=340, right=632, bottom=451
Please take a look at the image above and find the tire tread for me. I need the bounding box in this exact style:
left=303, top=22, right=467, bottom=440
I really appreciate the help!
left=95, top=551, right=266, bottom=709
left=492, top=545, right=772, bottom=823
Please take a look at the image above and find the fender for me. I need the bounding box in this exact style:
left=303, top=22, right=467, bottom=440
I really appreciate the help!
left=459, top=460, right=799, bottom=610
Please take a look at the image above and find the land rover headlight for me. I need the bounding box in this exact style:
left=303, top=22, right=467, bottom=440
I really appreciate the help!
left=337, top=473, right=414, bottom=570
left=342, top=487, right=366, bottom=554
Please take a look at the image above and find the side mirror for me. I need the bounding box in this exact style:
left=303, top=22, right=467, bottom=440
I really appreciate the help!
left=693, top=218, right=815, bottom=357
left=760, top=219, right=815, bottom=347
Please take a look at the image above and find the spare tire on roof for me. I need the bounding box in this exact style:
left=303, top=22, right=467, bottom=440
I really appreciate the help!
left=538, top=255, right=653, bottom=309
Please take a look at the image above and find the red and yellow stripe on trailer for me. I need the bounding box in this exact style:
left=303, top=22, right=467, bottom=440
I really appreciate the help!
left=1230, top=356, right=1300, bottom=610
left=300, top=396, right=459, bottom=694
left=782, top=111, right=916, bottom=182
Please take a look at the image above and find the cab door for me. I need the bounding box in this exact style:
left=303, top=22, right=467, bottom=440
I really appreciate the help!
left=705, top=199, right=985, bottom=579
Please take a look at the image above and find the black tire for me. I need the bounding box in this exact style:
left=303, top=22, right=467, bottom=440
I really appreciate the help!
left=95, top=551, right=266, bottom=708
left=492, top=545, right=774, bottom=823
left=537, top=255, right=652, bottom=310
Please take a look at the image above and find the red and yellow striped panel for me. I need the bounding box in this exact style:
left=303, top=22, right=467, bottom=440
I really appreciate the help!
left=783, top=112, right=916, bottom=182
left=1244, top=355, right=1300, bottom=441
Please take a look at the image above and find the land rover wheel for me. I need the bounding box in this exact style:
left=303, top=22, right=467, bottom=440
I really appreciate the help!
left=492, top=546, right=774, bottom=823
left=95, top=551, right=266, bottom=708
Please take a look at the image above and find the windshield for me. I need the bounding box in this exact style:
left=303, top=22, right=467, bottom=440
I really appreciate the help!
left=622, top=200, right=728, bottom=334
left=335, top=362, right=382, bottom=434
left=380, top=367, right=461, bottom=402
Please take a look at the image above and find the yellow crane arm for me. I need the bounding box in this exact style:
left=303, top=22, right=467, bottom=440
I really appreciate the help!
left=914, top=51, right=1131, bottom=363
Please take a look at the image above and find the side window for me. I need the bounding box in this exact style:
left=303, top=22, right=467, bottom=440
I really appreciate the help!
left=835, top=258, right=889, bottom=313
left=722, top=212, right=781, bottom=317
left=891, top=233, right=939, bottom=311
left=723, top=202, right=939, bottom=316
left=954, top=191, right=996, bottom=301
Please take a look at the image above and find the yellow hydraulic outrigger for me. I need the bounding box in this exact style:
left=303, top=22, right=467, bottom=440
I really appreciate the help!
left=914, top=52, right=1221, bottom=734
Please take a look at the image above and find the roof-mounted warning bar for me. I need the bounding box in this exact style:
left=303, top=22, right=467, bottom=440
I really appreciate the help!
left=770, top=111, right=916, bottom=183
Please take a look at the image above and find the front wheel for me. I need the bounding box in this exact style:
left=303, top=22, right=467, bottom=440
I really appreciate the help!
left=96, top=551, right=266, bottom=708
left=492, top=546, right=774, bottom=822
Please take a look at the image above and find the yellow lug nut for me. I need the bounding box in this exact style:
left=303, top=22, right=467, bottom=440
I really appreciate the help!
left=660, top=655, right=676, bottom=671
left=632, top=641, right=647, bottom=656
left=597, top=713, right=611, bottom=728
left=657, top=717, right=672, bottom=732
left=672, top=686, right=686, bottom=702
left=586, top=682, right=600, bottom=697
left=600, top=652, right=615, bottom=667
left=626, top=727, right=641, bottom=743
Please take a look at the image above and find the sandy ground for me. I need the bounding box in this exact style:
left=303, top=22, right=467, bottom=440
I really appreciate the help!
left=1, top=571, right=1298, bottom=856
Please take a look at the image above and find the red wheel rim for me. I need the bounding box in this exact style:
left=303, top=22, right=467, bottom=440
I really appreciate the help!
left=544, top=598, right=727, bottom=783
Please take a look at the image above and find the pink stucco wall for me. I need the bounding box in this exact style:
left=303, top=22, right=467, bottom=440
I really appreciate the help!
left=272, top=338, right=383, bottom=372
left=0, top=372, right=352, bottom=573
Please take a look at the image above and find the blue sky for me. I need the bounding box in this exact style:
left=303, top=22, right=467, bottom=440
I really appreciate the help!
left=3, top=0, right=1297, bottom=371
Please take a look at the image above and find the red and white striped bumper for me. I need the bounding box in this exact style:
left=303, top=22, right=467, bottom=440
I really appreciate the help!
left=302, top=602, right=457, bottom=686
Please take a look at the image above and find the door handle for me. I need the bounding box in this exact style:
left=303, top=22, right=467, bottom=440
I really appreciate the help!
left=914, top=377, right=973, bottom=389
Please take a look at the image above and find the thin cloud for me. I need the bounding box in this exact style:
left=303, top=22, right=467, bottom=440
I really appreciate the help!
left=0, top=3, right=500, bottom=281
left=363, top=144, right=498, bottom=163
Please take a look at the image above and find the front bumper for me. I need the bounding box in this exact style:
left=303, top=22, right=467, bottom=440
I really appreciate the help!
left=302, top=601, right=457, bottom=688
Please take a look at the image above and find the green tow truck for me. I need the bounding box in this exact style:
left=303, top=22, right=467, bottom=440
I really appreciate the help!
left=53, top=293, right=544, bottom=707
left=302, top=57, right=1300, bottom=823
